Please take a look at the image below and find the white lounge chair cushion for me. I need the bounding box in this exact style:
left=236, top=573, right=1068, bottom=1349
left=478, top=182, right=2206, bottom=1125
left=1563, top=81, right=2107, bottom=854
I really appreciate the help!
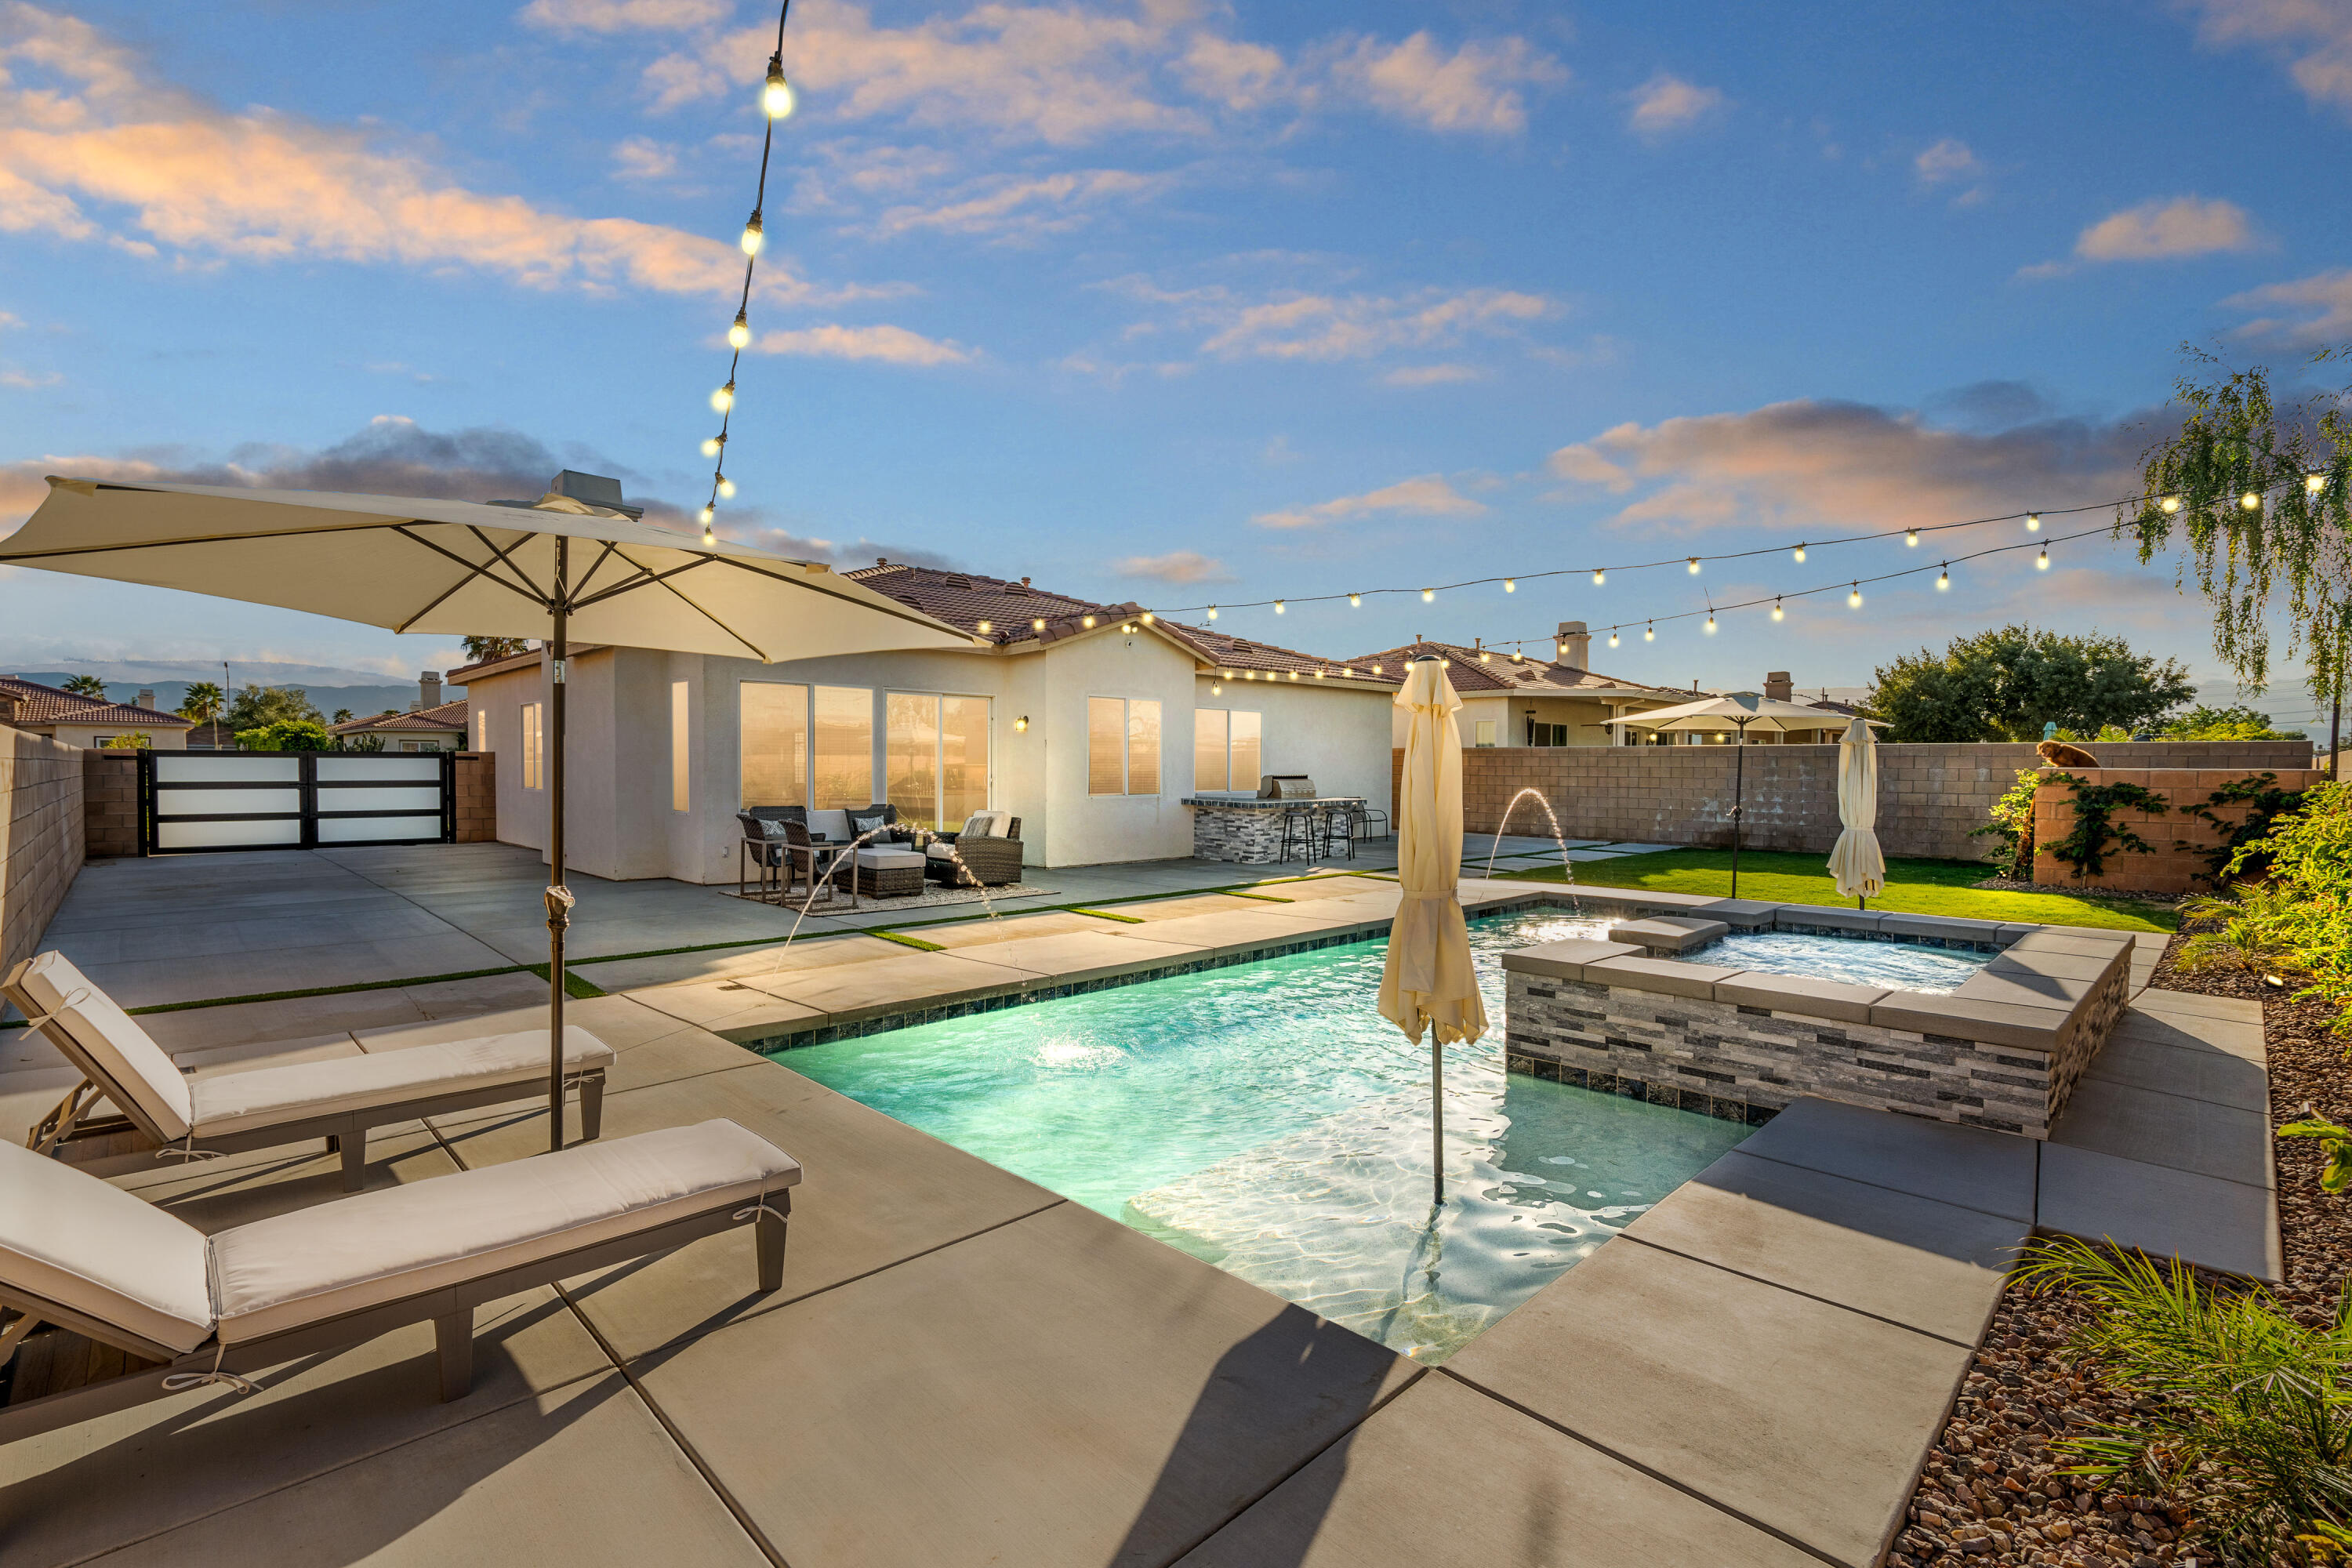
left=189, top=1027, right=617, bottom=1138
left=209, top=1119, right=802, bottom=1343
left=958, top=810, right=1011, bottom=839
left=0, top=1139, right=213, bottom=1354
left=924, top=842, right=958, bottom=862
left=851, top=848, right=924, bottom=870
left=5, top=951, right=193, bottom=1142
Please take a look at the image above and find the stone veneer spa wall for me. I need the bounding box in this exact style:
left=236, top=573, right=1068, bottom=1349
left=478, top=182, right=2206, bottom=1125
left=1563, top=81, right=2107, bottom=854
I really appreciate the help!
left=1501, top=913, right=2133, bottom=1138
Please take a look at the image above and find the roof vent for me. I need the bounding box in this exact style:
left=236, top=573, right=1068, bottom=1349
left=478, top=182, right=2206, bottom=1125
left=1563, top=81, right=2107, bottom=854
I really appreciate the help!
left=549, top=470, right=643, bottom=520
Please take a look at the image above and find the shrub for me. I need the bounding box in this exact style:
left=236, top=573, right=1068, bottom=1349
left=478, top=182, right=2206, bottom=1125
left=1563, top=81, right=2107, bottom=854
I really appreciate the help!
left=100, top=731, right=150, bottom=750
left=236, top=719, right=332, bottom=752
left=1972, top=768, right=2042, bottom=878
left=2179, top=772, right=2309, bottom=885
left=2017, top=1238, right=2352, bottom=1564
left=2227, top=782, right=2352, bottom=1031
left=2176, top=884, right=2305, bottom=980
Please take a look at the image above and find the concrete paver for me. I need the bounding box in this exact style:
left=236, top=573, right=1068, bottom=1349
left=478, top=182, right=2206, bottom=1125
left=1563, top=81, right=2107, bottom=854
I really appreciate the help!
left=2038, top=1142, right=2283, bottom=1283
left=1735, top=1095, right=2038, bottom=1221
left=2049, top=1077, right=2274, bottom=1186
left=2083, top=1033, right=2270, bottom=1112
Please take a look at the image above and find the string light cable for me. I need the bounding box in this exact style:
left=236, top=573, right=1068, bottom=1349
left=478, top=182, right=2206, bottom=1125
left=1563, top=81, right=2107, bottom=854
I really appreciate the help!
left=1158, top=491, right=2193, bottom=619
left=696, top=1, right=797, bottom=546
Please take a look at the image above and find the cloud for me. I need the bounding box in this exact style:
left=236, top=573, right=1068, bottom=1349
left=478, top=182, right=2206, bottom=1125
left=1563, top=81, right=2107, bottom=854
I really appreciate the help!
left=1543, top=398, right=2146, bottom=535
left=1, top=368, right=63, bottom=388
left=750, top=323, right=972, bottom=364
left=610, top=136, right=680, bottom=181
left=0, top=4, right=855, bottom=303
left=863, top=169, right=1164, bottom=241
left=1252, top=474, right=1487, bottom=529
left=1624, top=73, right=1726, bottom=136
left=2223, top=267, right=2352, bottom=343
left=2074, top=195, right=2259, bottom=260
left=1330, top=32, right=1566, bottom=135
left=2176, top=0, right=2352, bottom=118
left=1111, top=278, right=1552, bottom=364
left=520, top=0, right=731, bottom=31
left=1913, top=137, right=1983, bottom=186
left=1112, top=549, right=1236, bottom=585
left=1381, top=363, right=1481, bottom=387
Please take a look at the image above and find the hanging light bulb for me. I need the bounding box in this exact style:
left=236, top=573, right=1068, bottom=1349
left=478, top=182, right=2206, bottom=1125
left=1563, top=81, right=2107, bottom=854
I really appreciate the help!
left=2240, top=491, right=2261, bottom=510
left=702, top=524, right=715, bottom=546
left=1686, top=557, right=1700, bottom=574
left=698, top=504, right=713, bottom=526
left=2161, top=495, right=2182, bottom=514
left=1555, top=643, right=1567, bottom=658
left=716, top=475, right=736, bottom=499
left=1479, top=649, right=1491, bottom=662
left=976, top=620, right=993, bottom=634
left=1031, top=617, right=1047, bottom=631
left=1081, top=615, right=1096, bottom=629
left=1273, top=599, right=1285, bottom=614
left=2038, top=546, right=2050, bottom=571
left=1704, top=612, right=1717, bottom=634
left=1608, top=629, right=1620, bottom=648
left=1644, top=622, right=1655, bottom=641
left=2307, top=473, right=2328, bottom=495
left=740, top=209, right=764, bottom=256
left=728, top=311, right=751, bottom=350
left=1905, top=528, right=1919, bottom=546
left=1792, top=543, right=1807, bottom=563
left=2024, top=512, right=2040, bottom=532
left=1937, top=564, right=1950, bottom=590
left=1848, top=583, right=1863, bottom=608
left=1771, top=597, right=1784, bottom=621
left=1503, top=577, right=1515, bottom=593
left=1348, top=592, right=1362, bottom=607
left=701, top=435, right=723, bottom=458
left=1140, top=612, right=1155, bottom=625
left=762, top=57, right=796, bottom=119
left=1421, top=587, right=1435, bottom=602
left=1592, top=568, right=1605, bottom=586
left=1206, top=605, right=1218, bottom=620
left=710, top=380, right=735, bottom=412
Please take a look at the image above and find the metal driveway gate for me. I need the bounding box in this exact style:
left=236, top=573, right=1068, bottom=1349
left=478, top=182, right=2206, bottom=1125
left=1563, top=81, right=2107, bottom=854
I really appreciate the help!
left=140, top=750, right=456, bottom=854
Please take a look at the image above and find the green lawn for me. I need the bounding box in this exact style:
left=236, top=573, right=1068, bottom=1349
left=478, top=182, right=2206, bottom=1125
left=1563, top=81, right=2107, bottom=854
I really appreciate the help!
left=1501, top=848, right=2178, bottom=932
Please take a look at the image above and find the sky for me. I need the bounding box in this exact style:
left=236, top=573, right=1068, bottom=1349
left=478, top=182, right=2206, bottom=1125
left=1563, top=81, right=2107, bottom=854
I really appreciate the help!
left=2, top=0, right=2350, bottom=725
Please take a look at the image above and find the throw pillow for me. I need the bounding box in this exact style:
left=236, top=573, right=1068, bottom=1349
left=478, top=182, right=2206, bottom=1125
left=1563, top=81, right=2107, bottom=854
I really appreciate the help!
left=848, top=811, right=888, bottom=838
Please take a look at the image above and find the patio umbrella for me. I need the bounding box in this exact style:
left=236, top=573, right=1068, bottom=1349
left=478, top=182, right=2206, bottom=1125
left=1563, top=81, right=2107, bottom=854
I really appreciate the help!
left=1377, top=654, right=1487, bottom=1205
left=1, top=474, right=978, bottom=1151
left=1617, top=691, right=1867, bottom=898
left=1828, top=716, right=1886, bottom=907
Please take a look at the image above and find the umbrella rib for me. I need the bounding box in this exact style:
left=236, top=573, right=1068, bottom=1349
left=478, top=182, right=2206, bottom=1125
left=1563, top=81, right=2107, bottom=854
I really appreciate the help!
left=462, top=525, right=550, bottom=603
left=568, top=555, right=716, bottom=612
left=568, top=540, right=624, bottom=604
left=390, top=527, right=550, bottom=610
left=392, top=567, right=494, bottom=635
left=609, top=547, right=768, bottom=660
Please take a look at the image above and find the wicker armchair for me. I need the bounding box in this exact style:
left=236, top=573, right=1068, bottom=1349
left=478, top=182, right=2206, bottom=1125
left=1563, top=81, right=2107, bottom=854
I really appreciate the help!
left=847, top=803, right=918, bottom=845
left=927, top=815, right=1024, bottom=887
left=735, top=811, right=790, bottom=902
left=780, top=817, right=855, bottom=909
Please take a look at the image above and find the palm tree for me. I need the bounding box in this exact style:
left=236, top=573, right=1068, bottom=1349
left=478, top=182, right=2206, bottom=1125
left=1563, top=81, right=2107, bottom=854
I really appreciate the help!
left=60, top=673, right=107, bottom=699
left=176, top=681, right=223, bottom=724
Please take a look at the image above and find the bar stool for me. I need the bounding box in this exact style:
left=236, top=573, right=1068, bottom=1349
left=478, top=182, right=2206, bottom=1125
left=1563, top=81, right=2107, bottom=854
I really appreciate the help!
left=1278, top=803, right=1319, bottom=862
left=1316, top=804, right=1355, bottom=861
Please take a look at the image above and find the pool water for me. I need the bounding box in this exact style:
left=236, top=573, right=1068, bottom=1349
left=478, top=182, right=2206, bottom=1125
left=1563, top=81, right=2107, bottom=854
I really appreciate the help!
left=1707, top=927, right=1991, bottom=993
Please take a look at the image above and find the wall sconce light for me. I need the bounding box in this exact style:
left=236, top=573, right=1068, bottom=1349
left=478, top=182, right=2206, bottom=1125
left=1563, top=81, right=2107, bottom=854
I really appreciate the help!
left=1014, top=715, right=1029, bottom=732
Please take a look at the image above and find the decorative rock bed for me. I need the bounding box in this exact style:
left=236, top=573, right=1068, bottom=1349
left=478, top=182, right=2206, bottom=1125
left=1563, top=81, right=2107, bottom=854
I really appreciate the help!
left=1502, top=902, right=2134, bottom=1138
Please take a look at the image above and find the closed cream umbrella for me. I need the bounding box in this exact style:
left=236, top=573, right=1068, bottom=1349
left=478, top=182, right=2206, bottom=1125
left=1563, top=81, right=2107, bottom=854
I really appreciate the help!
left=1377, top=654, right=1488, bottom=1204
left=1828, top=715, right=1886, bottom=907
left=1, top=472, right=978, bottom=1151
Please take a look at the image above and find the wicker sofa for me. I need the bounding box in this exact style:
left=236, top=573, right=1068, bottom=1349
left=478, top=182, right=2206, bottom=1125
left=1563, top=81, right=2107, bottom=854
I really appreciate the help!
left=926, top=812, right=1024, bottom=887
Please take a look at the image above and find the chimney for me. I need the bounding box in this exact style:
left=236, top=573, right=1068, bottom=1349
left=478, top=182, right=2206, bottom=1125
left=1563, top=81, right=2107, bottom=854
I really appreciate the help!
left=136, top=688, right=155, bottom=710
left=1555, top=620, right=1591, bottom=669
left=419, top=670, right=442, bottom=711
left=1763, top=671, right=1792, bottom=702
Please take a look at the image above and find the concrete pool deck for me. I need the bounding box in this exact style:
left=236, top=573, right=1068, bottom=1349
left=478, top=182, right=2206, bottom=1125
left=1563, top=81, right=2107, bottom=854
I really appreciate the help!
left=0, top=852, right=2278, bottom=1566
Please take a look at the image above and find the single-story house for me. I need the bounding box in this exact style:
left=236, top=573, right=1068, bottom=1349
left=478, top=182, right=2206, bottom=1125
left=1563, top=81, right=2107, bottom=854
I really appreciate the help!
left=1345, top=624, right=1693, bottom=749
left=329, top=674, right=469, bottom=753
left=0, top=676, right=194, bottom=750
left=448, top=562, right=1402, bottom=882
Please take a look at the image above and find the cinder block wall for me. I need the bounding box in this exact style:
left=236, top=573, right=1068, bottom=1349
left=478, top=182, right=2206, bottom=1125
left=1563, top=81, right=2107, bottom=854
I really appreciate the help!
left=2033, top=766, right=2329, bottom=893
left=1404, top=741, right=2316, bottom=861
left=456, top=752, right=498, bottom=843
left=3, top=729, right=87, bottom=975
left=81, top=751, right=140, bottom=858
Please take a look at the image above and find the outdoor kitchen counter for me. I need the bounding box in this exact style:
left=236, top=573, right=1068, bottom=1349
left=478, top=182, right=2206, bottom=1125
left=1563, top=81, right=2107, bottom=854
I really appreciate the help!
left=1181, top=794, right=1368, bottom=864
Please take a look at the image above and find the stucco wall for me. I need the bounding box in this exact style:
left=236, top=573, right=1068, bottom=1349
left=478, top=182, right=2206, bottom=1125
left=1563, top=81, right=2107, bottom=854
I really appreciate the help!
left=2, top=728, right=85, bottom=978
left=1430, top=739, right=2317, bottom=861
left=46, top=723, right=187, bottom=751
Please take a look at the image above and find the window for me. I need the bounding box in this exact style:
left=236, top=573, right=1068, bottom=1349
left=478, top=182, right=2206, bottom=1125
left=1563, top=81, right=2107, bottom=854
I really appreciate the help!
left=521, top=702, right=543, bottom=789
left=1472, top=719, right=1497, bottom=748
left=670, top=681, right=691, bottom=812
left=1192, top=709, right=1261, bottom=793
left=886, top=691, right=991, bottom=830
left=473, top=709, right=487, bottom=752
left=1088, top=697, right=1160, bottom=796
left=739, top=682, right=809, bottom=808
left=1527, top=720, right=1570, bottom=747
left=811, top=685, right=873, bottom=808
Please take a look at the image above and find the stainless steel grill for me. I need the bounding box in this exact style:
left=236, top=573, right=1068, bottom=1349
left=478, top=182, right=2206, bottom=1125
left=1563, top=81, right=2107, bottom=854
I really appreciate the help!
left=1258, top=774, right=1317, bottom=800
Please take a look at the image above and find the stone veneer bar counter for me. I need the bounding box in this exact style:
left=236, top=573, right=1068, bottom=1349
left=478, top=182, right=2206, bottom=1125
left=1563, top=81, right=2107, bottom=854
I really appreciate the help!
left=1501, top=904, right=2133, bottom=1137
left=1179, top=793, right=1367, bottom=863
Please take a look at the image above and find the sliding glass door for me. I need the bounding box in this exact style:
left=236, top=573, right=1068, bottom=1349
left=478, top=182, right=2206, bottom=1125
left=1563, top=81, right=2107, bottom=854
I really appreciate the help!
left=886, top=691, right=991, bottom=829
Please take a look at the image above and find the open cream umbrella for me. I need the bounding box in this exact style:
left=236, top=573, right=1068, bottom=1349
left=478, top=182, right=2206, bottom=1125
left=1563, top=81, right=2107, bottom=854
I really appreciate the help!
left=0, top=471, right=978, bottom=1151
left=1377, top=654, right=1487, bottom=1204
left=1828, top=716, right=1886, bottom=907
left=1617, top=691, right=1864, bottom=898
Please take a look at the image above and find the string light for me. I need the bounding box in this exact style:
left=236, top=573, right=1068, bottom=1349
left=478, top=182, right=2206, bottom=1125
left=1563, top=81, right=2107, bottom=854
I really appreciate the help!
left=2037, top=546, right=2049, bottom=570
left=1937, top=563, right=1950, bottom=590
left=976, top=620, right=992, bottom=633
left=1704, top=609, right=1717, bottom=634
left=1503, top=577, right=1515, bottom=593
left=1792, top=544, right=1806, bottom=563
left=2025, top=512, right=2040, bottom=532
left=2309, top=473, right=2328, bottom=495
left=1592, top=568, right=1605, bottom=586
left=1848, top=583, right=1863, bottom=608
left=1273, top=599, right=1285, bottom=614
left=1207, top=605, right=1218, bottom=620
left=696, top=2, right=797, bottom=545
left=1031, top=617, right=1046, bottom=631
left=1348, top=592, right=1362, bottom=607
left=1607, top=629, right=1620, bottom=648
left=1686, top=557, right=1700, bottom=574
left=2161, top=495, right=2182, bottom=513
left=2241, top=492, right=2262, bottom=510
left=1081, top=615, right=1096, bottom=629
left=1140, top=612, right=1155, bottom=625
left=1211, top=682, right=1221, bottom=695
left=1421, top=587, right=1435, bottom=602
left=1770, top=597, right=1784, bottom=621
left=1644, top=622, right=1655, bottom=641
left=1905, top=529, right=1919, bottom=546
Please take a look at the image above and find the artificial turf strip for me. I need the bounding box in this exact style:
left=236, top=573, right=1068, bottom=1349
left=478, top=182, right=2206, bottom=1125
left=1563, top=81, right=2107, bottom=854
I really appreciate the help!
left=869, top=930, right=946, bottom=952
left=524, top=964, right=608, bottom=1000
left=1069, top=907, right=1148, bottom=924
left=1225, top=891, right=1297, bottom=902
left=1499, top=848, right=2178, bottom=932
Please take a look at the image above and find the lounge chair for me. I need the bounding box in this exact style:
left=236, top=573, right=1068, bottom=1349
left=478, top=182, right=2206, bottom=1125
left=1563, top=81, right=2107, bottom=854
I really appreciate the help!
left=3, top=952, right=613, bottom=1190
left=0, top=1118, right=798, bottom=1443
left=924, top=811, right=1025, bottom=887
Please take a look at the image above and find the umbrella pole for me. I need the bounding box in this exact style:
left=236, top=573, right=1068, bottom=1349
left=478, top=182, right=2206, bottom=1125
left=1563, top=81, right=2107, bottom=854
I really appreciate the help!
left=1729, top=724, right=1746, bottom=899
left=545, top=541, right=572, bottom=1154
left=1432, top=1039, right=1444, bottom=1205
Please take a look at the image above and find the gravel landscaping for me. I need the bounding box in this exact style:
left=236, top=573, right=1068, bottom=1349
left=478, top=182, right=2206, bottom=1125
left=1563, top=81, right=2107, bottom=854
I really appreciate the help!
left=1889, top=933, right=2352, bottom=1568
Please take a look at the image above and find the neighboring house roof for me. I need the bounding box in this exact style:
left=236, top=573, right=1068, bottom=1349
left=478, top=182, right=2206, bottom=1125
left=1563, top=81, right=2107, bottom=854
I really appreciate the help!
left=184, top=721, right=238, bottom=747
left=330, top=699, right=468, bottom=735
left=1335, top=640, right=1689, bottom=699
left=0, top=674, right=197, bottom=729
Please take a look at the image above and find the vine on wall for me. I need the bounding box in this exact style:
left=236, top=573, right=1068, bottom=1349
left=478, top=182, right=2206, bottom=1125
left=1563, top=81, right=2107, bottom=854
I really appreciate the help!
left=2176, top=771, right=2308, bottom=886
left=2038, top=771, right=2172, bottom=879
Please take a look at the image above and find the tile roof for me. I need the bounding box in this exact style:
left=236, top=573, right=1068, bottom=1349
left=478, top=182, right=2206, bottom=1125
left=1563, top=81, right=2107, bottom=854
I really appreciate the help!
left=0, top=674, right=197, bottom=728
left=844, top=561, right=1395, bottom=683
left=330, top=699, right=469, bottom=735
left=1335, top=640, right=1690, bottom=699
